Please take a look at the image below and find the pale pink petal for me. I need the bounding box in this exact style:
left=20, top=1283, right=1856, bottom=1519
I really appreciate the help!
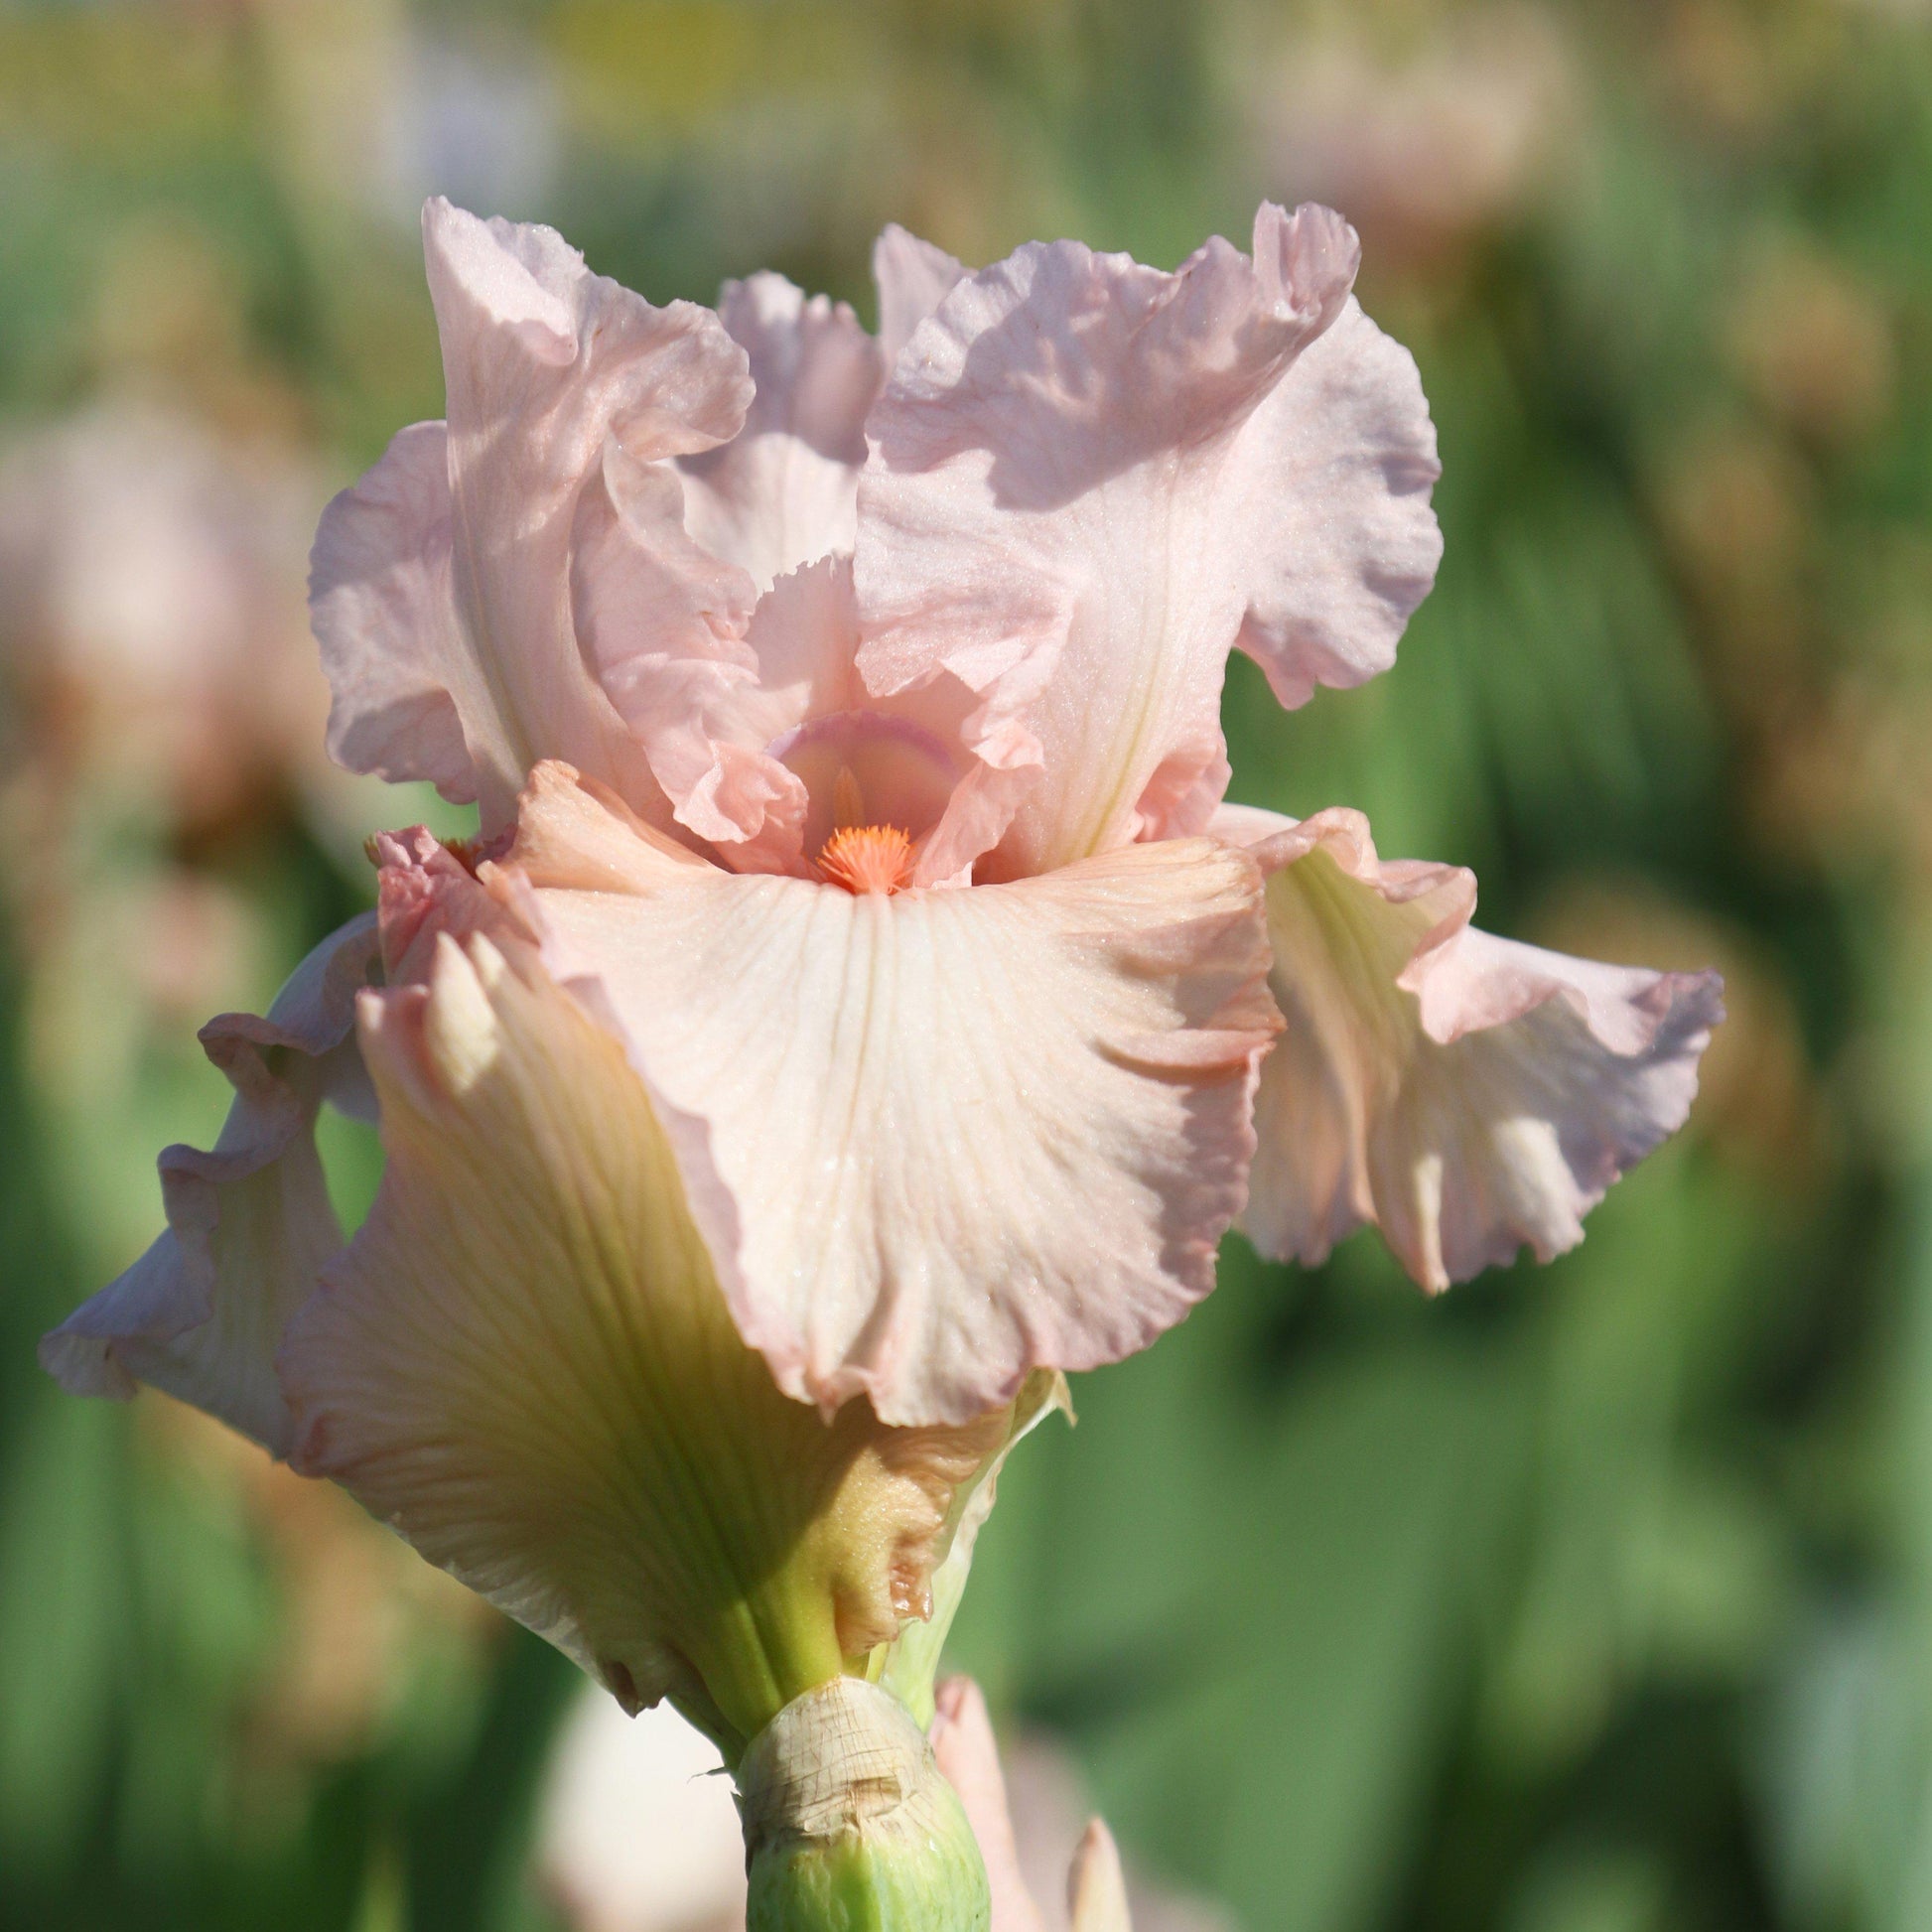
left=1219, top=806, right=1725, bottom=1289
left=744, top=551, right=869, bottom=713
left=311, top=422, right=479, bottom=804
left=504, top=768, right=1281, bottom=1427
left=570, top=434, right=798, bottom=858
left=873, top=224, right=969, bottom=370
left=678, top=274, right=884, bottom=589
left=1223, top=297, right=1442, bottom=709
left=39, top=916, right=380, bottom=1454
left=752, top=558, right=993, bottom=879
left=932, top=1678, right=1049, bottom=1932
left=278, top=928, right=1003, bottom=1744
left=932, top=1677, right=1141, bottom=1932
left=582, top=546, right=853, bottom=872
left=313, top=200, right=753, bottom=833
left=506, top=760, right=716, bottom=897
left=371, top=824, right=526, bottom=986
left=856, top=204, right=1441, bottom=880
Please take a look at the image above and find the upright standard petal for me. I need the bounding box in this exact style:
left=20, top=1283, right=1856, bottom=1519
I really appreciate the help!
left=857, top=204, right=1441, bottom=880
left=1223, top=807, right=1724, bottom=1289
left=311, top=422, right=479, bottom=805
left=313, top=201, right=753, bottom=833
left=278, top=924, right=1007, bottom=1751
left=40, top=916, right=380, bottom=1454
left=872, top=224, right=969, bottom=372
left=506, top=767, right=1281, bottom=1428
left=570, top=435, right=785, bottom=855
left=678, top=274, right=885, bottom=591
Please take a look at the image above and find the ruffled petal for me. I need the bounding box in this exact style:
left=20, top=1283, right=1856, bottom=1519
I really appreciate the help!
left=873, top=224, right=969, bottom=371
left=678, top=274, right=885, bottom=590
left=1221, top=806, right=1725, bottom=1289
left=311, top=422, right=480, bottom=804
left=372, top=823, right=525, bottom=985
left=504, top=766, right=1281, bottom=1427
left=856, top=203, right=1441, bottom=880
left=39, top=916, right=381, bottom=1454
left=278, top=923, right=1005, bottom=1748
left=570, top=435, right=790, bottom=856
left=587, top=550, right=1018, bottom=883
left=313, top=200, right=753, bottom=833
left=1222, top=297, right=1443, bottom=710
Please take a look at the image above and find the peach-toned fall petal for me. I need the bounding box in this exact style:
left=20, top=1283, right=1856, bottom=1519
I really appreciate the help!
left=1221, top=806, right=1724, bottom=1289
left=856, top=204, right=1441, bottom=880
left=506, top=768, right=1281, bottom=1427
left=312, top=199, right=752, bottom=833
left=678, top=274, right=885, bottom=590
left=277, top=926, right=1003, bottom=1745
left=40, top=915, right=380, bottom=1454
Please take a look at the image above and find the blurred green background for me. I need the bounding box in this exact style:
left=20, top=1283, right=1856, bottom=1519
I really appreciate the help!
left=3, top=0, right=1931, bottom=1927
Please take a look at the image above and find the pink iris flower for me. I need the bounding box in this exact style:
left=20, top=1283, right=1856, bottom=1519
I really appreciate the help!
left=42, top=199, right=1721, bottom=1778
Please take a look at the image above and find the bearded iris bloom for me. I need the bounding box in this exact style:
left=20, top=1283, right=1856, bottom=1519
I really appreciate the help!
left=42, top=197, right=1720, bottom=1928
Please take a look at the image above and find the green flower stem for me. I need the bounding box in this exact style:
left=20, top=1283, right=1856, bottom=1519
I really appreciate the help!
left=738, top=1676, right=992, bottom=1932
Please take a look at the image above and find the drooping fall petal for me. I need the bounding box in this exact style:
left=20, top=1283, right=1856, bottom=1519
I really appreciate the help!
left=856, top=204, right=1441, bottom=880
left=312, top=199, right=753, bottom=833
left=277, top=919, right=1005, bottom=1749
left=503, top=764, right=1281, bottom=1428
left=1220, top=805, right=1724, bottom=1289
left=40, top=916, right=380, bottom=1454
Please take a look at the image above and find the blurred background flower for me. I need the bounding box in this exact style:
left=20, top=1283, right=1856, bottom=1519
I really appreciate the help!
left=1, top=1, right=1930, bottom=1929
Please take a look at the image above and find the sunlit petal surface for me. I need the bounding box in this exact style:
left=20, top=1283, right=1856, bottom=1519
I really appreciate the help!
left=313, top=200, right=752, bottom=832
left=856, top=204, right=1442, bottom=880
left=506, top=764, right=1281, bottom=1426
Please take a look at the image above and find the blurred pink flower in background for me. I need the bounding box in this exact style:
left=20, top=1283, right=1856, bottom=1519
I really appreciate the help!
left=0, top=400, right=329, bottom=836
left=1250, top=12, right=1575, bottom=263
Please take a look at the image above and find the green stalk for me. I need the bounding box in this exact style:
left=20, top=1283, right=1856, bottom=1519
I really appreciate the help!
left=737, top=1677, right=991, bottom=1932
